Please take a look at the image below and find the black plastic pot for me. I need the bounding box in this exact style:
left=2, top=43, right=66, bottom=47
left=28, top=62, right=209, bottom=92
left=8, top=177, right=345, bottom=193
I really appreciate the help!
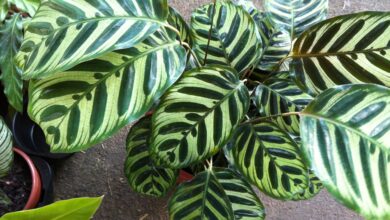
left=12, top=112, right=72, bottom=159
left=30, top=156, right=54, bottom=207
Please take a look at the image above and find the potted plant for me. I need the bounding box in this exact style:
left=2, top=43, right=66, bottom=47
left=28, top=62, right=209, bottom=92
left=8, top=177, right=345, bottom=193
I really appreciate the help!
left=5, top=0, right=390, bottom=219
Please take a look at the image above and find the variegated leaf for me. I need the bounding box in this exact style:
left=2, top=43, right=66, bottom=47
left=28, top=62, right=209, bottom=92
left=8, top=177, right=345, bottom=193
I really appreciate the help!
left=169, top=170, right=234, bottom=220
left=215, top=168, right=265, bottom=220
left=28, top=29, right=186, bottom=152
left=291, top=12, right=390, bottom=95
left=233, top=121, right=308, bottom=199
left=254, top=76, right=313, bottom=135
left=0, top=14, right=23, bottom=112
left=0, top=116, right=13, bottom=178
left=125, top=115, right=178, bottom=197
left=264, top=0, right=328, bottom=38
left=167, top=7, right=192, bottom=45
left=191, top=1, right=262, bottom=74
left=151, top=65, right=249, bottom=168
left=16, top=0, right=169, bottom=79
left=301, top=84, right=390, bottom=219
left=293, top=170, right=323, bottom=200
left=9, top=0, right=40, bottom=16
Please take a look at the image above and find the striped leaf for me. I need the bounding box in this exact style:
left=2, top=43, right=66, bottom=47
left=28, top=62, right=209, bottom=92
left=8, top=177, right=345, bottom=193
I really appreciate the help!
left=169, top=170, right=234, bottom=220
left=0, top=14, right=23, bottom=112
left=264, top=0, right=328, bottom=38
left=215, top=168, right=265, bottom=220
left=125, top=115, right=178, bottom=197
left=0, top=116, right=13, bottom=178
left=151, top=65, right=249, bottom=168
left=300, top=84, right=390, bottom=219
left=291, top=12, right=390, bottom=96
left=191, top=1, right=262, bottom=74
left=293, top=170, right=323, bottom=200
left=28, top=29, right=186, bottom=152
left=167, top=7, right=192, bottom=45
left=9, top=0, right=40, bottom=16
left=233, top=121, right=308, bottom=199
left=254, top=76, right=313, bottom=135
left=16, top=0, right=169, bottom=79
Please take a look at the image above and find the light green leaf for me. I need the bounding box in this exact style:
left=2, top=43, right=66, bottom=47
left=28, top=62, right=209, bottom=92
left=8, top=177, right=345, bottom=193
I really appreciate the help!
left=167, top=7, right=192, bottom=45
left=151, top=65, right=250, bottom=168
left=0, top=1, right=8, bottom=22
left=264, top=0, right=328, bottom=39
left=0, top=13, right=23, bottom=112
left=293, top=170, right=323, bottom=200
left=9, top=0, right=40, bottom=16
left=233, top=121, right=308, bottom=199
left=0, top=116, right=13, bottom=178
left=125, top=115, right=178, bottom=197
left=300, top=84, right=390, bottom=219
left=191, top=1, right=262, bottom=74
left=215, top=168, right=265, bottom=220
left=169, top=170, right=234, bottom=220
left=16, top=0, right=169, bottom=79
left=28, top=29, right=186, bottom=153
left=254, top=76, right=313, bottom=135
left=0, top=197, right=103, bottom=220
left=291, top=12, right=390, bottom=96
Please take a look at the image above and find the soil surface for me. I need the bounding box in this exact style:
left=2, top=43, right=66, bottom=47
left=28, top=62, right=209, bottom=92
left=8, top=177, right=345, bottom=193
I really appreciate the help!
left=52, top=1, right=390, bottom=220
left=0, top=157, right=31, bottom=216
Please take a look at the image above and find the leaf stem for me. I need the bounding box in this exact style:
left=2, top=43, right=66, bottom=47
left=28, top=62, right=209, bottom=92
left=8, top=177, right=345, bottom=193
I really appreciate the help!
left=203, top=0, right=217, bottom=65
left=163, top=23, right=183, bottom=45
left=242, top=112, right=301, bottom=125
left=182, top=42, right=202, bottom=68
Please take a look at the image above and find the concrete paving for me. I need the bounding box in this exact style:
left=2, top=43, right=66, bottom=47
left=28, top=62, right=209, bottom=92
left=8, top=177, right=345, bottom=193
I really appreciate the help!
left=52, top=1, right=390, bottom=219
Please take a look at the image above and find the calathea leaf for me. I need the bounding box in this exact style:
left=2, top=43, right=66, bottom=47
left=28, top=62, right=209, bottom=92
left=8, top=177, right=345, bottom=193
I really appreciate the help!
left=191, top=1, right=262, bottom=74
left=300, top=84, right=390, bottom=219
left=293, top=170, right=323, bottom=200
left=16, top=0, right=169, bottom=79
left=167, top=7, right=192, bottom=46
left=0, top=0, right=8, bottom=22
left=150, top=65, right=249, bottom=168
left=0, top=14, right=23, bottom=112
left=215, top=168, right=265, bottom=220
left=28, top=29, right=186, bottom=153
left=0, top=116, right=13, bottom=178
left=233, top=121, right=308, bottom=199
left=125, top=115, right=178, bottom=197
left=291, top=12, right=390, bottom=96
left=254, top=75, right=313, bottom=135
left=8, top=0, right=40, bottom=16
left=169, top=170, right=234, bottom=220
left=264, top=0, right=328, bottom=39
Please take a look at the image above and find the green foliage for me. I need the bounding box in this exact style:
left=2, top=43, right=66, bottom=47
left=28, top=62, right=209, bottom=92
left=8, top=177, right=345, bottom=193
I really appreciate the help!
left=0, top=197, right=103, bottom=220
left=0, top=116, right=13, bottom=178
left=8, top=0, right=40, bottom=16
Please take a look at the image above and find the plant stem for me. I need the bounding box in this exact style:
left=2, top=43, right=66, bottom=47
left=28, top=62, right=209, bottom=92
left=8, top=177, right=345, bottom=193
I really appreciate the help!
left=182, top=42, right=202, bottom=68
left=203, top=0, right=217, bottom=65
left=163, top=23, right=183, bottom=45
left=242, top=112, right=301, bottom=125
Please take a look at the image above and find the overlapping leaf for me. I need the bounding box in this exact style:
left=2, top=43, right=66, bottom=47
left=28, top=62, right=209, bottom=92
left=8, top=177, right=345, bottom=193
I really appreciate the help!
left=28, top=29, right=186, bottom=153
left=300, top=84, right=390, bottom=219
left=169, top=170, right=234, bottom=220
left=291, top=12, right=390, bottom=95
left=9, top=0, right=40, bottom=16
left=254, top=75, right=313, bottom=135
left=0, top=14, right=23, bottom=112
left=233, top=121, right=308, bottom=199
left=191, top=1, right=262, bottom=74
left=0, top=116, right=13, bottom=178
left=215, top=168, right=265, bottom=220
left=16, top=0, right=169, bottom=79
left=264, top=0, right=328, bottom=38
left=125, top=115, right=178, bottom=197
left=151, top=65, right=249, bottom=168
left=293, top=170, right=323, bottom=200
left=167, top=7, right=192, bottom=45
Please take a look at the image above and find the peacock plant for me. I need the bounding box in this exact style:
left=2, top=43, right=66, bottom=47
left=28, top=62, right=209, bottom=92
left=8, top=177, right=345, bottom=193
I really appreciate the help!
left=3, top=0, right=390, bottom=219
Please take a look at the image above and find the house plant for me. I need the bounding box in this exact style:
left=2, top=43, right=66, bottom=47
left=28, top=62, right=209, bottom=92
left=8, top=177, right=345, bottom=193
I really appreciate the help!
left=3, top=0, right=390, bottom=219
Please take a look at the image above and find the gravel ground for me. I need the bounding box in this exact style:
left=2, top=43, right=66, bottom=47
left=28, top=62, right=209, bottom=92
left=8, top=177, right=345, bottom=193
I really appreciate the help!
left=52, top=1, right=390, bottom=219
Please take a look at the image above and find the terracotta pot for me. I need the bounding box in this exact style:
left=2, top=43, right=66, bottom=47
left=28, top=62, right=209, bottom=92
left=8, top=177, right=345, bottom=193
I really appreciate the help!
left=178, top=170, right=193, bottom=183
left=13, top=148, right=42, bottom=210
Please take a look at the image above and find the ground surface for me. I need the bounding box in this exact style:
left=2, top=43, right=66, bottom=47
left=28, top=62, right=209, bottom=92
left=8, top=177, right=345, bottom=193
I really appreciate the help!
left=53, top=1, right=390, bottom=219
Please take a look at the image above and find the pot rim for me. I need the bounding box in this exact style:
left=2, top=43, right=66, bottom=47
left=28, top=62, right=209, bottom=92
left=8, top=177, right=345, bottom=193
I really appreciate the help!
left=13, top=147, right=42, bottom=210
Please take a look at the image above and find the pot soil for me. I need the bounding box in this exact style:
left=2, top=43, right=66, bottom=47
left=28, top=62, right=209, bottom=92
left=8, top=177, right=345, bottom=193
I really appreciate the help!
left=0, top=148, right=41, bottom=216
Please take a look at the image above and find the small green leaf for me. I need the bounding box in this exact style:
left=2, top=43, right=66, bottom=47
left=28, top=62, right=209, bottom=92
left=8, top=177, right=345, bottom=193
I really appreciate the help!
left=0, top=14, right=24, bottom=112
left=125, top=115, right=178, bottom=197
left=0, top=116, right=13, bottom=178
left=151, top=65, right=249, bottom=168
left=0, top=197, right=103, bottom=220
left=0, top=1, right=8, bottom=22
left=301, top=84, right=390, bottom=219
